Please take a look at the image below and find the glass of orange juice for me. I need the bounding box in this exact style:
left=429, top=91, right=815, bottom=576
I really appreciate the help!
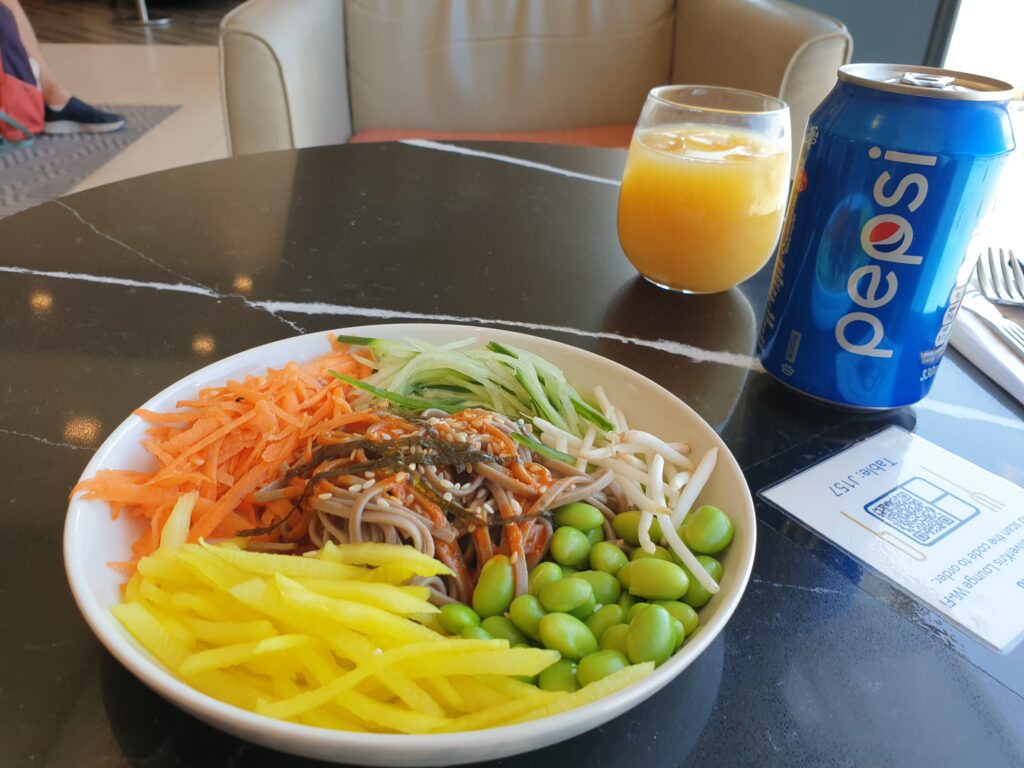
left=617, top=85, right=790, bottom=293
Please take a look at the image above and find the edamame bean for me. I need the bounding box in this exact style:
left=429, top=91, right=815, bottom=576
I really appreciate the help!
left=439, top=603, right=481, bottom=635
left=538, top=658, right=579, bottom=692
left=585, top=527, right=604, bottom=546
left=568, top=594, right=596, bottom=620
left=577, top=650, right=629, bottom=687
left=538, top=613, right=599, bottom=660
left=585, top=604, right=625, bottom=641
left=553, top=502, right=604, bottom=531
left=509, top=594, right=546, bottom=641
left=681, top=505, right=734, bottom=554
left=550, top=527, right=592, bottom=569
left=590, top=541, right=628, bottom=575
left=672, top=617, right=685, bottom=650
left=627, top=558, right=689, bottom=601
left=616, top=560, right=635, bottom=590
left=655, top=601, right=699, bottom=637
left=572, top=570, right=621, bottom=605
left=539, top=577, right=593, bottom=613
left=473, top=555, right=515, bottom=618
left=461, top=625, right=492, bottom=640
left=611, top=511, right=662, bottom=546
left=599, top=623, right=630, bottom=653
left=625, top=604, right=675, bottom=666
left=559, top=566, right=579, bottom=578
left=679, top=555, right=722, bottom=609
left=528, top=561, right=562, bottom=597
left=630, top=545, right=674, bottom=562
left=481, top=616, right=530, bottom=646
left=617, top=591, right=636, bottom=613
left=627, top=601, right=652, bottom=622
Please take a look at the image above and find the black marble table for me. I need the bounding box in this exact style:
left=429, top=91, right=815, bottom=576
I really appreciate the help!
left=2, top=142, right=1023, bottom=768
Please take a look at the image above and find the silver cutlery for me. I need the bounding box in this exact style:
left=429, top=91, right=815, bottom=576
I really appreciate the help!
left=975, top=246, right=1024, bottom=306
left=958, top=287, right=1024, bottom=362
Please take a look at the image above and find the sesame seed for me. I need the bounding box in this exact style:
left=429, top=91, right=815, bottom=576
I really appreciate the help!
left=378, top=499, right=391, bottom=508
left=364, top=471, right=374, bottom=479
left=408, top=463, right=417, bottom=471
left=373, top=648, right=383, bottom=656
left=350, top=483, right=363, bottom=493
left=443, top=491, right=453, bottom=502
left=318, top=492, right=332, bottom=500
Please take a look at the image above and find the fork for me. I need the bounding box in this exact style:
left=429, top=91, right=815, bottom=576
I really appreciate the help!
left=975, top=246, right=1024, bottom=306
left=959, top=288, right=1024, bottom=362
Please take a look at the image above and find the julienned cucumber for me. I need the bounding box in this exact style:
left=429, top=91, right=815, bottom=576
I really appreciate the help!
left=329, top=371, right=465, bottom=413
left=511, top=432, right=575, bottom=464
left=336, top=336, right=614, bottom=438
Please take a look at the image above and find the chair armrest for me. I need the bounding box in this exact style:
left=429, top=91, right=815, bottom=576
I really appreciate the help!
left=219, top=0, right=352, bottom=156
left=672, top=0, right=852, bottom=162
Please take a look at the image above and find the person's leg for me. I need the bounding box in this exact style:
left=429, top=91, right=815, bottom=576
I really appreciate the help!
left=0, top=0, right=125, bottom=134
left=0, top=0, right=69, bottom=107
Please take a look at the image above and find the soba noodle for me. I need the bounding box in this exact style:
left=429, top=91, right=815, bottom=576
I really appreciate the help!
left=256, top=407, right=626, bottom=603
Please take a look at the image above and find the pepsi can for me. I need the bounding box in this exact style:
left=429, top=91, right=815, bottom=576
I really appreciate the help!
left=758, top=64, right=1016, bottom=409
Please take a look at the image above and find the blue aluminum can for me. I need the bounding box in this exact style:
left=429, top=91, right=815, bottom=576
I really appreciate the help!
left=758, top=64, right=1015, bottom=409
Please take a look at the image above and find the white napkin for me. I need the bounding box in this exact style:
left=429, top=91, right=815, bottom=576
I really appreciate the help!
left=949, top=304, right=1024, bottom=407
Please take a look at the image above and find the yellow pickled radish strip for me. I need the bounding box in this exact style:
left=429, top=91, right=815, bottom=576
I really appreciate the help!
left=292, top=647, right=344, bottom=687
left=318, top=541, right=453, bottom=576
left=176, top=547, right=248, bottom=590
left=434, top=691, right=566, bottom=733
left=275, top=575, right=441, bottom=644
left=332, top=689, right=447, bottom=734
left=175, top=615, right=278, bottom=645
left=420, top=676, right=464, bottom=711
left=189, top=669, right=264, bottom=711
left=509, top=662, right=655, bottom=724
left=448, top=676, right=508, bottom=711
left=112, top=602, right=191, bottom=672
left=201, top=540, right=367, bottom=579
left=228, top=578, right=379, bottom=661
left=159, top=491, right=197, bottom=550
left=291, top=577, right=438, bottom=616
left=180, top=634, right=316, bottom=676
left=169, top=587, right=251, bottom=622
left=477, top=675, right=549, bottom=700
left=356, top=563, right=424, bottom=585
left=379, top=673, right=446, bottom=718
left=271, top=672, right=304, bottom=699
left=257, top=639, right=504, bottom=720
left=124, top=572, right=144, bottom=602
left=136, top=551, right=195, bottom=582
left=395, top=648, right=560, bottom=679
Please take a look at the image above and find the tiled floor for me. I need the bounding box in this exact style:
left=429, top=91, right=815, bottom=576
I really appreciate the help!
left=39, top=43, right=226, bottom=193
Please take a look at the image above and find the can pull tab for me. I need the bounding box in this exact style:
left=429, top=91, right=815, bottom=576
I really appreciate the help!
left=900, top=72, right=956, bottom=89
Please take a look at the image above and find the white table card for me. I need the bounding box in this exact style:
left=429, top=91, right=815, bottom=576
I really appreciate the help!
left=761, top=425, right=1024, bottom=652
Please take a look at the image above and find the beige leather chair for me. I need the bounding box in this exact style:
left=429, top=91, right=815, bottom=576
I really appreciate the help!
left=220, top=0, right=851, bottom=162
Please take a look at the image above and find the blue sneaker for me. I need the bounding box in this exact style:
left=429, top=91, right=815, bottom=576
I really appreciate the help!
left=43, top=97, right=125, bottom=135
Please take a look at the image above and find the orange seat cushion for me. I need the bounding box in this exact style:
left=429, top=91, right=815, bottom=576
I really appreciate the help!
left=349, top=125, right=634, bottom=149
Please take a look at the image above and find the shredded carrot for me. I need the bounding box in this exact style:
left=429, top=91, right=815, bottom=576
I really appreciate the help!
left=71, top=339, right=371, bottom=571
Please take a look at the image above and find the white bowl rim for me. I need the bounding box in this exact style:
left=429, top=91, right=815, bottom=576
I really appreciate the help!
left=64, top=323, right=756, bottom=760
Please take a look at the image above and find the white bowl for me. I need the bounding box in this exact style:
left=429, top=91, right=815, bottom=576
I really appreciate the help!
left=64, top=324, right=756, bottom=765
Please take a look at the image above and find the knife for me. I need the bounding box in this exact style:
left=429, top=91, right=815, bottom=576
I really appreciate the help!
left=958, top=288, right=1024, bottom=363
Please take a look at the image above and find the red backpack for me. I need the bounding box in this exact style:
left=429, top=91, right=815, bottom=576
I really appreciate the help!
left=0, top=4, right=44, bottom=145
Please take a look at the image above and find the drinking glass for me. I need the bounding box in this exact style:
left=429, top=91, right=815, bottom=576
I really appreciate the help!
left=617, top=85, right=791, bottom=294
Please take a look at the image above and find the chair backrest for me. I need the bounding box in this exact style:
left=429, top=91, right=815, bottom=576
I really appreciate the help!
left=344, top=0, right=675, bottom=133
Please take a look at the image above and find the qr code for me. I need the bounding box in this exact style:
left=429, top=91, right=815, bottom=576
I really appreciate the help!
left=864, top=478, right=979, bottom=546
left=867, top=490, right=957, bottom=542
